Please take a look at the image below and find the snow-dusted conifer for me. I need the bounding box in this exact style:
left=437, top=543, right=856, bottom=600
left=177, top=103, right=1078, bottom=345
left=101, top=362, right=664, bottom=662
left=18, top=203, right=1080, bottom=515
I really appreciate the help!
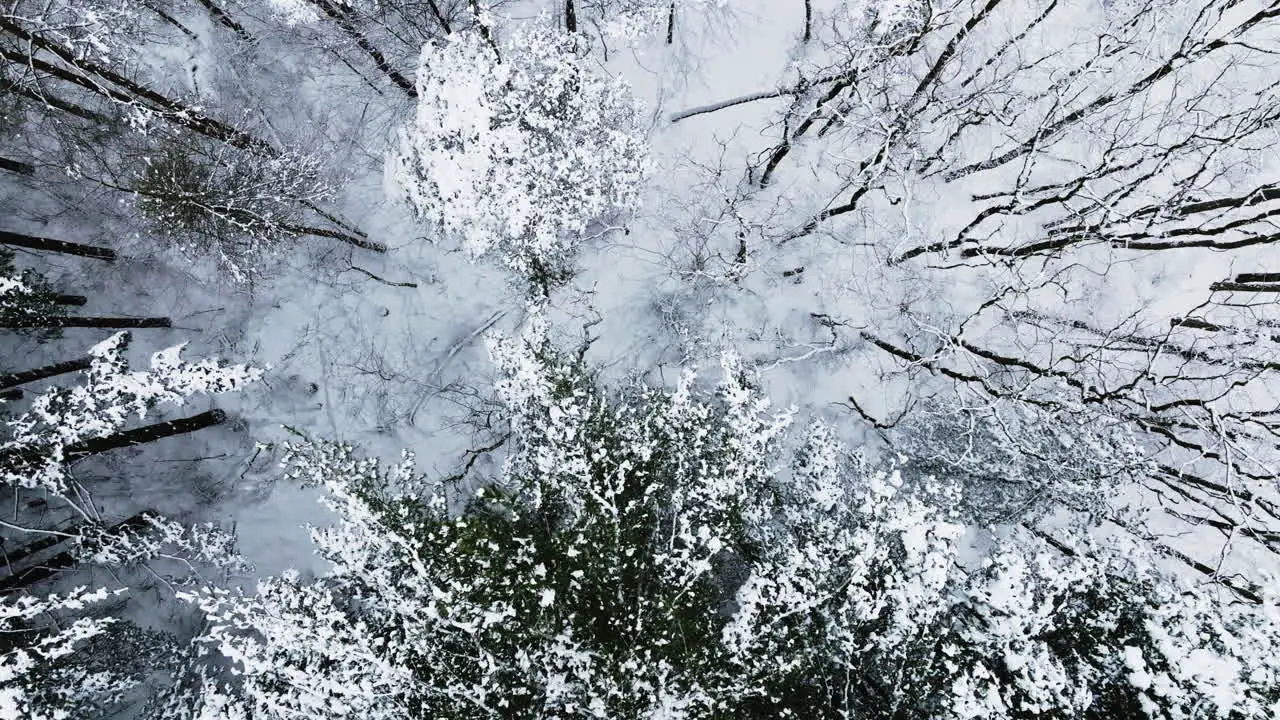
left=77, top=512, right=253, bottom=585
left=1, top=528, right=250, bottom=720
left=0, top=585, right=125, bottom=720
left=179, top=318, right=1280, bottom=718
left=392, top=24, right=648, bottom=288
left=129, top=134, right=336, bottom=284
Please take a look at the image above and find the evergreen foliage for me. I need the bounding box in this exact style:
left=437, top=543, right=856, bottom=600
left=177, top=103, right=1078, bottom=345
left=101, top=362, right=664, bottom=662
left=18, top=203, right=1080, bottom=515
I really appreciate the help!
left=177, top=318, right=1280, bottom=719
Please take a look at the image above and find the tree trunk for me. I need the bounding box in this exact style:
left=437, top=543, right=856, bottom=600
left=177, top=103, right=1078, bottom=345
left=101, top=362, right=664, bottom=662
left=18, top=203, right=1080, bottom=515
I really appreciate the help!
left=6, top=83, right=111, bottom=124
left=0, top=389, right=21, bottom=401
left=0, top=513, right=151, bottom=592
left=1235, top=272, right=1280, bottom=284
left=0, top=356, right=92, bottom=391
left=144, top=1, right=199, bottom=40
left=282, top=223, right=388, bottom=253
left=0, top=230, right=116, bottom=261
left=0, top=157, right=34, bottom=176
left=193, top=0, right=255, bottom=43
left=803, top=0, right=812, bottom=43
left=0, top=20, right=274, bottom=156
left=566, top=0, right=577, bottom=33
left=66, top=409, right=227, bottom=459
left=468, top=0, right=500, bottom=59
left=306, top=0, right=416, bottom=97
left=51, top=294, right=86, bottom=306
left=667, top=2, right=676, bottom=45
left=1210, top=282, right=1280, bottom=293
left=425, top=0, right=452, bottom=33
left=1, top=315, right=170, bottom=329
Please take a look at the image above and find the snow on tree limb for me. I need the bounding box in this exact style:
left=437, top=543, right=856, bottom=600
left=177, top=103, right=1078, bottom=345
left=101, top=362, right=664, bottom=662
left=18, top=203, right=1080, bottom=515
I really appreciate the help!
left=391, top=25, right=648, bottom=287
left=0, top=586, right=125, bottom=720
left=177, top=318, right=1280, bottom=718
left=1, top=332, right=261, bottom=498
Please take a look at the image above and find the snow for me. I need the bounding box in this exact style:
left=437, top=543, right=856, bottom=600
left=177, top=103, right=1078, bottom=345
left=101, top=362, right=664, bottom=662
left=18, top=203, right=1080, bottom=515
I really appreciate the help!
left=6, top=0, right=1280, bottom=716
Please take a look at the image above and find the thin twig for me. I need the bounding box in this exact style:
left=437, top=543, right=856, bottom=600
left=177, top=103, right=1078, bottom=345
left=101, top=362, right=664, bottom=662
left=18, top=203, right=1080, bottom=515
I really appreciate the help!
left=349, top=265, right=419, bottom=288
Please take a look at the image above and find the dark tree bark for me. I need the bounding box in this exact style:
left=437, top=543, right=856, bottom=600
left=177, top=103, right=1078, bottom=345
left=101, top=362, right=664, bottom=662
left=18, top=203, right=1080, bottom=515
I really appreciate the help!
left=193, top=0, right=255, bottom=43
left=566, top=0, right=577, bottom=33
left=305, top=0, right=416, bottom=97
left=281, top=223, right=389, bottom=253
left=0, top=230, right=116, bottom=261
left=0, top=157, right=34, bottom=176
left=0, top=356, right=92, bottom=391
left=1, top=315, right=170, bottom=329
left=1171, top=317, right=1224, bottom=332
left=5, top=83, right=111, bottom=123
left=51, top=294, right=86, bottom=306
left=803, top=0, right=812, bottom=43
left=1235, top=273, right=1280, bottom=284
left=468, top=0, right=500, bottom=59
left=667, top=2, right=676, bottom=45
left=425, top=0, right=452, bottom=33
left=1210, top=282, right=1280, bottom=294
left=66, top=409, right=227, bottom=459
left=0, top=541, right=77, bottom=591
left=0, top=513, right=152, bottom=592
left=143, top=1, right=199, bottom=41
left=0, top=530, right=76, bottom=591
left=0, top=19, right=274, bottom=155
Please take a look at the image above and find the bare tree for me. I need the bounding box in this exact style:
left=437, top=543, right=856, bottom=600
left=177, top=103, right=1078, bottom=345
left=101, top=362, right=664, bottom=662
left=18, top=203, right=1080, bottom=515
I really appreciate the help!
left=659, top=0, right=1280, bottom=585
left=0, top=0, right=384, bottom=263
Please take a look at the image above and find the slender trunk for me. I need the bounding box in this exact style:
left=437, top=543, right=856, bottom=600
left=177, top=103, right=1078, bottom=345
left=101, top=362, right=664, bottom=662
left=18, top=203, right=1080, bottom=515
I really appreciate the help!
left=0, top=522, right=77, bottom=575
left=0, top=513, right=151, bottom=592
left=0, top=230, right=116, bottom=261
left=7, top=83, right=111, bottom=124
left=0, top=356, right=92, bottom=391
left=0, top=540, right=77, bottom=591
left=0, top=20, right=274, bottom=155
left=1210, top=282, right=1280, bottom=293
left=144, top=2, right=199, bottom=41
left=301, top=201, right=370, bottom=240
left=306, top=0, right=416, bottom=97
left=566, top=0, right=577, bottom=33
left=1, top=315, right=170, bottom=329
left=803, top=0, right=812, bottom=43
left=282, top=223, right=388, bottom=253
left=1171, top=317, right=1223, bottom=332
left=1235, top=272, right=1280, bottom=283
left=66, top=409, right=226, bottom=459
left=468, top=0, right=500, bottom=59
left=425, top=0, right=452, bottom=33
left=193, top=0, right=255, bottom=43
left=0, top=157, right=34, bottom=176
left=667, top=2, right=676, bottom=45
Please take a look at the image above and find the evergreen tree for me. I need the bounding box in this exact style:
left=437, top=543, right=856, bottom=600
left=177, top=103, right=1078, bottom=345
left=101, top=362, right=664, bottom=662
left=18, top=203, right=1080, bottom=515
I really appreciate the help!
left=392, top=24, right=648, bottom=290
left=177, top=318, right=1280, bottom=719
left=126, top=135, right=342, bottom=283
left=0, top=249, right=170, bottom=333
